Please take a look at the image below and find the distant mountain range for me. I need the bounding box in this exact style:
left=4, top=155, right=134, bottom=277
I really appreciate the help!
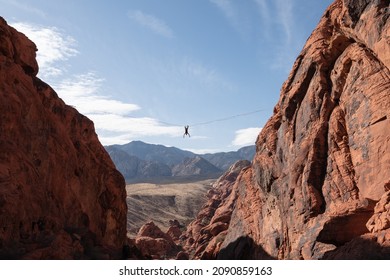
left=105, top=141, right=255, bottom=183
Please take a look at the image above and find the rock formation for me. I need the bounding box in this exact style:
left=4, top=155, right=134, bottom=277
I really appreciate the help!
left=167, top=219, right=183, bottom=242
left=185, top=0, right=390, bottom=259
left=133, top=221, right=181, bottom=259
left=181, top=160, right=251, bottom=259
left=0, top=17, right=127, bottom=259
left=130, top=189, right=267, bottom=260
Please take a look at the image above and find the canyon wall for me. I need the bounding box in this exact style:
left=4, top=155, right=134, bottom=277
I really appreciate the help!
left=0, top=17, right=127, bottom=259
left=188, top=0, right=390, bottom=259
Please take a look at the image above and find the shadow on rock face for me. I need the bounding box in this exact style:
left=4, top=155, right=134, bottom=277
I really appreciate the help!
left=217, top=236, right=275, bottom=260
left=321, top=236, right=390, bottom=260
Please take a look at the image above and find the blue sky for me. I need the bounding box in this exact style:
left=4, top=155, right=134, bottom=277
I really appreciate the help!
left=2, top=0, right=333, bottom=153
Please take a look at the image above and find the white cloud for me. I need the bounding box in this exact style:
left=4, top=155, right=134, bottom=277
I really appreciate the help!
left=10, top=22, right=181, bottom=145
left=54, top=73, right=140, bottom=115
left=90, top=114, right=181, bottom=135
left=128, top=10, right=174, bottom=38
left=186, top=148, right=221, bottom=154
left=10, top=22, right=78, bottom=78
left=54, top=72, right=181, bottom=144
left=232, top=127, right=262, bottom=147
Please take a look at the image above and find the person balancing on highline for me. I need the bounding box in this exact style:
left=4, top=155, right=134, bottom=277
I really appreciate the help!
left=183, top=125, right=190, bottom=138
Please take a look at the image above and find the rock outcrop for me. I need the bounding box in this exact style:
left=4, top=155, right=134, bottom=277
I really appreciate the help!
left=187, top=0, right=390, bottom=259
left=181, top=160, right=251, bottom=259
left=0, top=17, right=127, bottom=259
left=133, top=221, right=181, bottom=259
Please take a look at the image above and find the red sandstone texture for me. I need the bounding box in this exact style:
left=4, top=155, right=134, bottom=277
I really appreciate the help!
left=128, top=161, right=251, bottom=260
left=131, top=160, right=252, bottom=260
left=184, top=0, right=390, bottom=259
left=0, top=17, right=127, bottom=259
left=181, top=160, right=251, bottom=259
left=132, top=221, right=185, bottom=259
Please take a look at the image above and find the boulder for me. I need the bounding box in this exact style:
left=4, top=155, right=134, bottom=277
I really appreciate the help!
left=134, top=221, right=180, bottom=259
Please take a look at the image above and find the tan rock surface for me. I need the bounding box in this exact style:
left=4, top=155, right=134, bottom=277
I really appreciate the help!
left=0, top=17, right=127, bottom=259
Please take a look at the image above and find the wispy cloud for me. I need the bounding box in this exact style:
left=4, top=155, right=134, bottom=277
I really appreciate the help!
left=254, top=0, right=270, bottom=21
left=209, top=0, right=249, bottom=38
left=232, top=127, right=262, bottom=147
left=272, top=0, right=297, bottom=72
left=89, top=115, right=181, bottom=136
left=127, top=10, right=174, bottom=38
left=10, top=22, right=78, bottom=78
left=210, top=0, right=236, bottom=23
left=54, top=73, right=140, bottom=115
left=254, top=0, right=293, bottom=44
left=140, top=54, right=234, bottom=99
left=2, top=0, right=46, bottom=18
left=13, top=22, right=181, bottom=145
left=54, top=72, right=182, bottom=144
left=253, top=0, right=296, bottom=72
left=253, top=0, right=271, bottom=38
left=178, top=57, right=234, bottom=91
left=275, top=0, right=293, bottom=44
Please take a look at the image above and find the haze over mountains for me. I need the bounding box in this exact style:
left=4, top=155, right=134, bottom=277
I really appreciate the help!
left=105, top=141, right=255, bottom=182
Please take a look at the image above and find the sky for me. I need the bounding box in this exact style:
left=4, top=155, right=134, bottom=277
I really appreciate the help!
left=1, top=0, right=333, bottom=153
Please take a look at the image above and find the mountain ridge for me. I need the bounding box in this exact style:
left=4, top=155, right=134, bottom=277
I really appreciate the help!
left=105, top=141, right=255, bottom=182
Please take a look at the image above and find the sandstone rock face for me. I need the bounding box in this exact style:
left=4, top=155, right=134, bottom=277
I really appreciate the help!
left=167, top=220, right=183, bottom=242
left=322, top=190, right=390, bottom=259
left=366, top=190, right=390, bottom=234
left=0, top=17, right=127, bottom=259
left=181, top=160, right=251, bottom=259
left=197, top=0, right=390, bottom=259
left=134, top=221, right=180, bottom=259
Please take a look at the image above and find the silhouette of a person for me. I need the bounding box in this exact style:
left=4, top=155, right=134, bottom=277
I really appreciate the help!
left=183, top=125, right=190, bottom=138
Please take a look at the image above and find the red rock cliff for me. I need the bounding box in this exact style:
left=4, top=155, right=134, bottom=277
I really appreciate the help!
left=181, top=160, right=251, bottom=259
left=199, top=0, right=390, bottom=259
left=0, top=17, right=127, bottom=259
